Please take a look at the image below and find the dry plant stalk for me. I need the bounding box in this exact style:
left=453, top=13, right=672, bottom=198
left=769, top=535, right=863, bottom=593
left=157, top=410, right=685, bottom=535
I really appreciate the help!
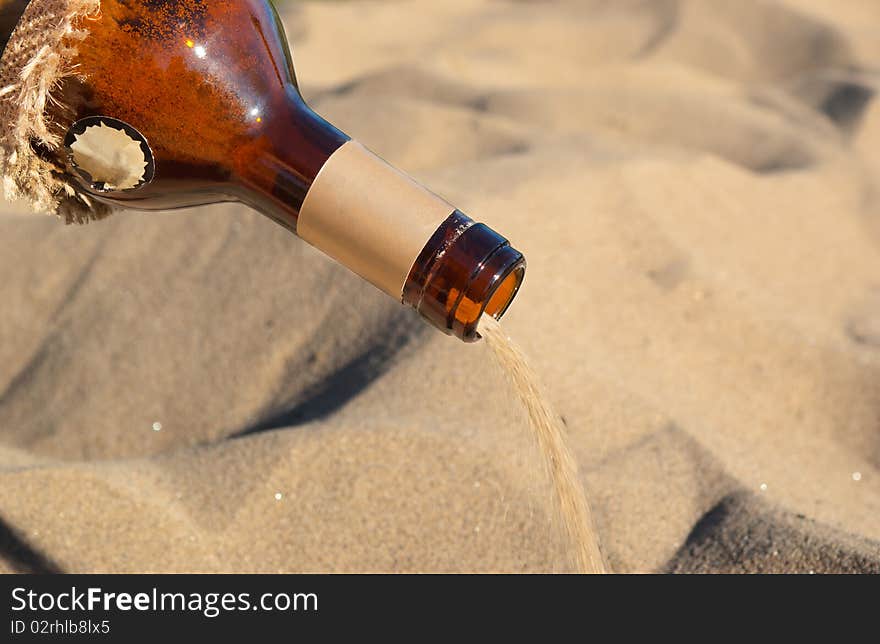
left=0, top=0, right=112, bottom=222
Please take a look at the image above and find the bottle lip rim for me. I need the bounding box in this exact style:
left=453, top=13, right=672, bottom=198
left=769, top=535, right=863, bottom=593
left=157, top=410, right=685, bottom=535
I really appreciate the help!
left=461, top=249, right=526, bottom=342
left=446, top=228, right=526, bottom=341
left=480, top=258, right=526, bottom=324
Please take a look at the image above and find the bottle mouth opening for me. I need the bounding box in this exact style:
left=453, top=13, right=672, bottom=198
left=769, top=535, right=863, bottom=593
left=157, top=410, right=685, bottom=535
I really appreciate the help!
left=484, top=263, right=526, bottom=320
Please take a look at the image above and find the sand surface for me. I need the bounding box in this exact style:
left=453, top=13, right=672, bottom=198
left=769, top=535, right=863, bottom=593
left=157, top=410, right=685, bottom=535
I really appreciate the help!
left=1, top=0, right=879, bottom=572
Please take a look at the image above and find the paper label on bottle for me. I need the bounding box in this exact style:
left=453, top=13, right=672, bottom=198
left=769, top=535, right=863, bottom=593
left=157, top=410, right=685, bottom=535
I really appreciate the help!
left=64, top=116, right=155, bottom=192
left=297, top=141, right=455, bottom=298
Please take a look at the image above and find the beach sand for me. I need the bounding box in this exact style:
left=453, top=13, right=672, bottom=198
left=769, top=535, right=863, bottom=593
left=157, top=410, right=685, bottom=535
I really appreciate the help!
left=1, top=0, right=879, bottom=572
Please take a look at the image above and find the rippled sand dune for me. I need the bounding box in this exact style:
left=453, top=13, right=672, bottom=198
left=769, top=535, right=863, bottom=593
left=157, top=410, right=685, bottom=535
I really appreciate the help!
left=1, top=0, right=878, bottom=572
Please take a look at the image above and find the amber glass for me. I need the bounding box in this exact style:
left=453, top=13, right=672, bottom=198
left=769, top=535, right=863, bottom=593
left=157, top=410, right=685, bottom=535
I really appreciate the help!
left=39, top=0, right=525, bottom=340
left=402, top=211, right=525, bottom=341
left=52, top=0, right=348, bottom=231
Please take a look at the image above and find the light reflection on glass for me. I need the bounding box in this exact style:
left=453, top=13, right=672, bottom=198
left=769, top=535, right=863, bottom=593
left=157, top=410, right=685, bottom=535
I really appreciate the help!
left=184, top=38, right=207, bottom=58
left=182, top=36, right=261, bottom=124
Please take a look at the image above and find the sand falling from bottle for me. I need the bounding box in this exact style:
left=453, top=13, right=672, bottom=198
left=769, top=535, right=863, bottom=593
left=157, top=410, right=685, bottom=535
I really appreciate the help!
left=478, top=316, right=607, bottom=574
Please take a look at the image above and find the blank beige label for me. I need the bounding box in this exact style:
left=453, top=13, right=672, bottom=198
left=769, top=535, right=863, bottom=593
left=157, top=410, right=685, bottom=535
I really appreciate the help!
left=297, top=141, right=455, bottom=299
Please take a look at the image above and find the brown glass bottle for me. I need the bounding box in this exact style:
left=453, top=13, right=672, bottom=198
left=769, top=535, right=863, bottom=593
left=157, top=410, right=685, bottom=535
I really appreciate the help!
left=10, top=0, right=525, bottom=341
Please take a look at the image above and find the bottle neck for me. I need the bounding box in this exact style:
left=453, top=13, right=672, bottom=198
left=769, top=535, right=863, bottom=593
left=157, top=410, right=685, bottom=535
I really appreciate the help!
left=234, top=85, right=348, bottom=232
left=236, top=90, right=526, bottom=342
